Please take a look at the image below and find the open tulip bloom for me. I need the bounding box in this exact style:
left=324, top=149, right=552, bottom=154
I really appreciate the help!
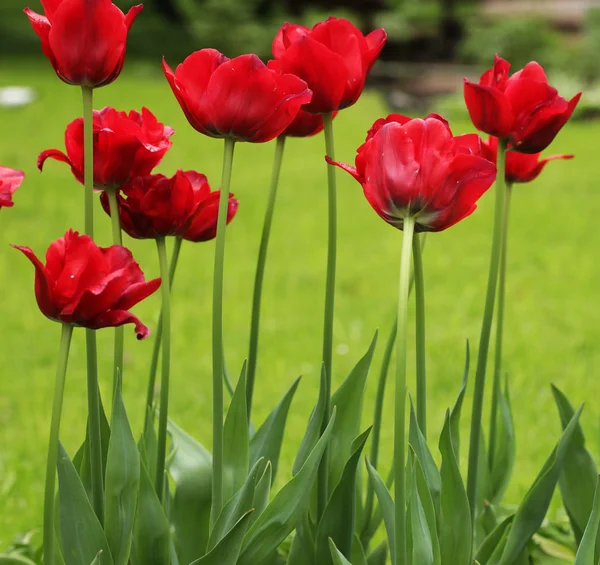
left=7, top=5, right=593, bottom=565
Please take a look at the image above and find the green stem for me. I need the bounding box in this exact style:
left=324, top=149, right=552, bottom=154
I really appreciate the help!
left=154, top=236, right=171, bottom=501
left=466, top=139, right=507, bottom=523
left=82, top=85, right=104, bottom=524
left=211, top=138, right=236, bottom=528
left=394, top=216, right=415, bottom=565
left=107, top=189, right=124, bottom=398
left=488, top=182, right=513, bottom=467
left=145, top=236, right=182, bottom=425
left=413, top=233, right=427, bottom=439
left=42, top=323, right=73, bottom=565
left=246, top=136, right=286, bottom=418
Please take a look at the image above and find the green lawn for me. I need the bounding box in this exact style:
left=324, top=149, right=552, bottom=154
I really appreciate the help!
left=0, top=56, right=597, bottom=550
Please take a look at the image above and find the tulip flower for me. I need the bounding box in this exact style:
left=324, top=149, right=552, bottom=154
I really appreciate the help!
left=327, top=115, right=496, bottom=232
left=163, top=50, right=312, bottom=143
left=481, top=136, right=574, bottom=184
left=14, top=229, right=160, bottom=339
left=464, top=55, right=581, bottom=154
left=0, top=166, right=25, bottom=209
left=100, top=169, right=238, bottom=240
left=24, top=0, right=142, bottom=88
left=38, top=106, right=173, bottom=190
left=271, top=17, right=386, bottom=114
left=281, top=109, right=337, bottom=138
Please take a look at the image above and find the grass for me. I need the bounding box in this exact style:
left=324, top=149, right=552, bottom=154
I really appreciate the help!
left=0, top=55, right=597, bottom=555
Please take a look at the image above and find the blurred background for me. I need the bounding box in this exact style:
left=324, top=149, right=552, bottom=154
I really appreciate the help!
left=1, top=0, right=599, bottom=559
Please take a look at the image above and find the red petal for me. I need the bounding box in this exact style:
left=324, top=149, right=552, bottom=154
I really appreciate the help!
left=116, top=277, right=161, bottom=311
left=24, top=8, right=56, bottom=67
left=272, top=22, right=310, bottom=58
left=464, top=79, right=514, bottom=138
left=325, top=156, right=361, bottom=182
left=13, top=244, right=57, bottom=319
left=86, top=309, right=153, bottom=339
left=124, top=3, right=143, bottom=30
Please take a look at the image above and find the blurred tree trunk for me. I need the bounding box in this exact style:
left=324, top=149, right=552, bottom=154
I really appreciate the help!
left=154, top=0, right=183, bottom=23
left=438, top=0, right=463, bottom=59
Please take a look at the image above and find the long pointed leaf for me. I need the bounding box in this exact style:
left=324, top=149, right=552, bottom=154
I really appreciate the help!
left=328, top=539, right=353, bottom=565
left=574, top=475, right=600, bottom=565
left=449, top=340, right=469, bottom=459
left=365, top=458, right=395, bottom=564
left=409, top=453, right=434, bottom=565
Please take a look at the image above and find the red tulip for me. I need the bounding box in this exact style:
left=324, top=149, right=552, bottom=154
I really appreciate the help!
left=181, top=172, right=238, bottom=242
left=163, top=50, right=312, bottom=143
left=327, top=115, right=497, bottom=232
left=281, top=109, right=338, bottom=138
left=481, top=136, right=574, bottom=184
left=0, top=166, right=25, bottom=209
left=100, top=169, right=238, bottom=240
left=271, top=17, right=386, bottom=114
left=38, top=107, right=173, bottom=190
left=24, top=0, right=142, bottom=88
left=14, top=229, right=160, bottom=338
left=464, top=55, right=581, bottom=154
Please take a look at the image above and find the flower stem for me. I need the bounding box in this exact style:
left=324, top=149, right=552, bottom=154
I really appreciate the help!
left=42, top=323, right=73, bottom=565
left=154, top=236, right=171, bottom=501
left=145, top=236, right=182, bottom=426
left=413, top=233, right=427, bottom=439
left=211, top=138, right=236, bottom=528
left=488, top=181, right=513, bottom=467
left=317, top=112, right=337, bottom=519
left=466, top=138, right=507, bottom=523
left=394, top=216, right=415, bottom=565
left=82, top=84, right=103, bottom=524
left=107, top=189, right=124, bottom=398
left=246, top=135, right=286, bottom=419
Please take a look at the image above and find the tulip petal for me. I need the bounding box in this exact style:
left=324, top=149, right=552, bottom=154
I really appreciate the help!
left=24, top=8, right=56, bottom=65
left=509, top=152, right=574, bottom=183
left=86, top=309, right=152, bottom=339
left=38, top=148, right=72, bottom=171
left=325, top=156, right=362, bottom=182
left=13, top=244, right=57, bottom=319
left=363, top=28, right=387, bottom=75
left=116, top=277, right=161, bottom=311
left=40, top=0, right=62, bottom=18
left=464, top=79, right=514, bottom=137
left=272, top=22, right=310, bottom=59
left=124, top=3, right=143, bottom=29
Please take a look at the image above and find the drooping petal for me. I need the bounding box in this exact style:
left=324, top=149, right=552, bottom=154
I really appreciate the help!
left=86, top=309, right=152, bottom=339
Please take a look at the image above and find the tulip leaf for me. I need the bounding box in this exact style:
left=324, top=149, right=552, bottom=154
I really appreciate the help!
left=250, top=461, right=272, bottom=528
left=365, top=458, right=395, bottom=564
left=104, top=379, right=140, bottom=565
left=207, top=458, right=263, bottom=551
left=249, top=376, right=301, bottom=482
left=449, top=340, right=470, bottom=459
left=409, top=399, right=441, bottom=519
left=408, top=451, right=434, bottom=565
left=315, top=428, right=371, bottom=565
left=328, top=333, right=377, bottom=491
left=366, top=541, right=387, bottom=565
left=474, top=515, right=514, bottom=565
left=191, top=510, right=254, bottom=565
left=133, top=457, right=170, bottom=565
left=552, top=385, right=598, bottom=545
left=351, top=534, right=367, bottom=565
left=487, top=374, right=516, bottom=505
left=328, top=539, right=353, bottom=565
left=439, top=410, right=471, bottom=565
left=286, top=514, right=316, bottom=565
left=223, top=362, right=250, bottom=501
left=237, top=408, right=337, bottom=565
left=293, top=365, right=328, bottom=475
left=413, top=449, right=441, bottom=565
left=497, top=405, right=583, bottom=565
left=56, top=442, right=114, bottom=565
left=167, top=419, right=212, bottom=564
left=574, top=475, right=600, bottom=565
left=141, top=408, right=158, bottom=483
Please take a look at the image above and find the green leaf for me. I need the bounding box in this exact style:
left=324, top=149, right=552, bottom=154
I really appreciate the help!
left=497, top=405, right=583, bottom=565
left=574, top=475, right=600, bottom=565
left=413, top=450, right=441, bottom=565
left=249, top=376, right=301, bottom=482
left=251, top=461, right=272, bottom=528
left=350, top=534, right=367, bottom=565
left=0, top=556, right=39, bottom=565
left=133, top=458, right=170, bottom=565
left=409, top=400, right=441, bottom=519
left=89, top=552, right=102, bottom=565
left=328, top=539, right=353, bottom=565
left=237, top=408, right=337, bottom=565
left=208, top=458, right=263, bottom=551
left=56, top=443, right=113, bottom=565
left=552, top=385, right=598, bottom=544
left=167, top=419, right=212, bottom=564
left=439, top=411, right=471, bottom=565
left=293, top=366, right=328, bottom=475
left=449, top=340, right=469, bottom=459
left=191, top=511, right=254, bottom=565
left=223, top=362, right=250, bottom=502
left=329, top=333, right=378, bottom=490
left=365, top=458, right=395, bottom=564
left=408, top=451, right=434, bottom=565
left=365, top=542, right=387, bottom=565
left=315, top=428, right=371, bottom=565
left=141, top=408, right=158, bottom=483
left=487, top=375, right=516, bottom=505
left=474, top=515, right=514, bottom=565
left=104, top=380, right=140, bottom=565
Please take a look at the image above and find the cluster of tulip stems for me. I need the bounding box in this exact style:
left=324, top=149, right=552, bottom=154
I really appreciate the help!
left=1, top=0, right=597, bottom=564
